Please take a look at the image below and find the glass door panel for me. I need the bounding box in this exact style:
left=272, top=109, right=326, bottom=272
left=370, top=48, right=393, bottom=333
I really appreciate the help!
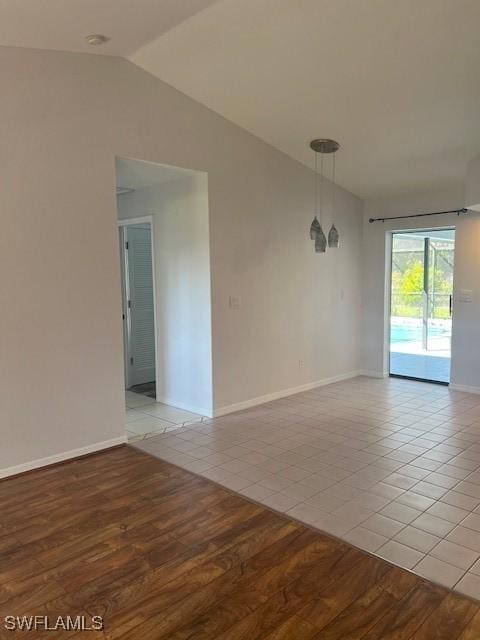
left=389, top=229, right=455, bottom=383
left=426, top=237, right=454, bottom=354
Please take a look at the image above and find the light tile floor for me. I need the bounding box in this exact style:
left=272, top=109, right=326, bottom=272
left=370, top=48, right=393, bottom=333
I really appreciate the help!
left=133, top=375, right=480, bottom=600
left=125, top=390, right=205, bottom=442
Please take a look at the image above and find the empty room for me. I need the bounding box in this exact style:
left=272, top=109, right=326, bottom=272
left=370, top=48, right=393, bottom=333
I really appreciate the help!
left=2, top=1, right=480, bottom=637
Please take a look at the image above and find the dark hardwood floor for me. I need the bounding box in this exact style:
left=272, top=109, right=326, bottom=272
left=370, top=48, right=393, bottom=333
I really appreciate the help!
left=1, top=445, right=480, bottom=639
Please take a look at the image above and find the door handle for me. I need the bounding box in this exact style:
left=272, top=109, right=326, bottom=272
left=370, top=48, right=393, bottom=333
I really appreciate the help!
left=449, top=294, right=453, bottom=316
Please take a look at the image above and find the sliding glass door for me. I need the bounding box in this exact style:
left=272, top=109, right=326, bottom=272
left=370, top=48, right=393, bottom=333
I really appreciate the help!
left=389, top=229, right=455, bottom=383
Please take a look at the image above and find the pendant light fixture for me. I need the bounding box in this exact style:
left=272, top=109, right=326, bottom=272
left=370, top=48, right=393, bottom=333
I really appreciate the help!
left=309, top=138, right=340, bottom=252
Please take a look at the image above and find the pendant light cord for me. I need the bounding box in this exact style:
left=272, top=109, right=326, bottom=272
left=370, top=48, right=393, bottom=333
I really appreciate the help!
left=320, top=153, right=323, bottom=224
left=332, top=152, right=336, bottom=222
left=314, top=150, right=327, bottom=224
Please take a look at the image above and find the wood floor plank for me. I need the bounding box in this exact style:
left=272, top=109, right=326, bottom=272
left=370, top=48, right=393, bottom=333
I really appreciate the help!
left=161, top=533, right=346, bottom=640
left=46, top=510, right=289, bottom=624
left=458, top=608, right=480, bottom=640
left=83, top=514, right=299, bottom=626
left=297, top=553, right=390, bottom=629
left=262, top=615, right=318, bottom=640
left=102, top=524, right=309, bottom=638
left=310, top=567, right=418, bottom=640
left=361, top=581, right=446, bottom=640
left=408, top=592, right=478, bottom=640
left=208, top=546, right=363, bottom=640
left=0, top=445, right=478, bottom=640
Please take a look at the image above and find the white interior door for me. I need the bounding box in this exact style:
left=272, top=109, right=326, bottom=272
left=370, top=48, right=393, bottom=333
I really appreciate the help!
left=122, top=224, right=156, bottom=387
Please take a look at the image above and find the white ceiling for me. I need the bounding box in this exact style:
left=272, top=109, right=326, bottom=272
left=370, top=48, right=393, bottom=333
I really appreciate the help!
left=2, top=0, right=480, bottom=198
left=0, top=0, right=218, bottom=56
left=130, top=0, right=480, bottom=199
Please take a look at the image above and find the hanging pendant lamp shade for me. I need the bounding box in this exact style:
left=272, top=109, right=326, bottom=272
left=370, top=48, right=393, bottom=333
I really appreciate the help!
left=310, top=215, right=321, bottom=239
left=328, top=224, right=339, bottom=248
left=315, top=226, right=327, bottom=253
left=311, top=218, right=326, bottom=253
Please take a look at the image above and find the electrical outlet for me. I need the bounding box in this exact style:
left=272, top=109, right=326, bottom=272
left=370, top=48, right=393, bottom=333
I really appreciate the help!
left=298, top=360, right=304, bottom=368
left=229, top=296, right=241, bottom=310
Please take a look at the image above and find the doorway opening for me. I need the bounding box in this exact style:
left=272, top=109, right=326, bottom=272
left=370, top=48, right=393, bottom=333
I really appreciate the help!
left=389, top=228, right=455, bottom=384
left=116, top=156, right=213, bottom=441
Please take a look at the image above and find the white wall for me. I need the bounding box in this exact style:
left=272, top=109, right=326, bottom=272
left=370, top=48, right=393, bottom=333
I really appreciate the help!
left=362, top=186, right=480, bottom=391
left=211, top=166, right=363, bottom=412
left=117, top=170, right=213, bottom=416
left=0, top=47, right=363, bottom=476
left=466, top=154, right=480, bottom=211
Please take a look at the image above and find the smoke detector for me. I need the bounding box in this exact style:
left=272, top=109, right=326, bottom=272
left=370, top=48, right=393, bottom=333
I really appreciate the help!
left=85, top=34, right=109, bottom=46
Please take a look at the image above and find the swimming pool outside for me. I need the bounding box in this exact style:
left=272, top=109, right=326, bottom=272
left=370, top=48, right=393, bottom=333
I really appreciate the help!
left=390, top=322, right=450, bottom=344
left=389, top=319, right=451, bottom=382
left=390, top=318, right=451, bottom=359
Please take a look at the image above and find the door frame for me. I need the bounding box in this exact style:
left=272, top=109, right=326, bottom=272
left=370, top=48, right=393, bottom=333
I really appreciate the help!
left=385, top=226, right=456, bottom=384
left=118, top=216, right=158, bottom=398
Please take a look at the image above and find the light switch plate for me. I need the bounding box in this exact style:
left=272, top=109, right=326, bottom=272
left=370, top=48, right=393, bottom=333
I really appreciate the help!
left=458, top=289, right=473, bottom=303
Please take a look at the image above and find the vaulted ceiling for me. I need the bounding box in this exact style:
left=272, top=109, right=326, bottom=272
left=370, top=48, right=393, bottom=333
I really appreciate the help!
left=0, top=0, right=218, bottom=56
left=2, top=0, right=480, bottom=199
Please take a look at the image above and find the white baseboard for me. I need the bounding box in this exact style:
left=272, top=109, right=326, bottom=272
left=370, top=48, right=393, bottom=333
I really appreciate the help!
left=156, top=396, right=213, bottom=418
left=213, top=370, right=361, bottom=417
left=449, top=383, right=480, bottom=395
left=358, top=370, right=388, bottom=379
left=0, top=435, right=127, bottom=480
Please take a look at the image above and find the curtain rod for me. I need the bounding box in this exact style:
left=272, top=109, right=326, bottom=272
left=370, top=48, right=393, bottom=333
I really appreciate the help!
left=369, top=208, right=467, bottom=223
